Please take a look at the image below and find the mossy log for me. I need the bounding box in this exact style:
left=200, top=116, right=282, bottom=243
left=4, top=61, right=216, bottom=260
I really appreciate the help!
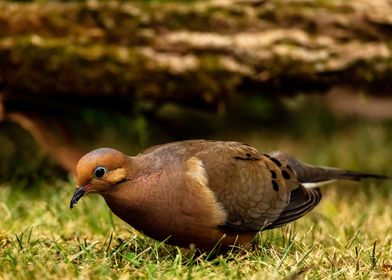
left=1, top=0, right=392, bottom=108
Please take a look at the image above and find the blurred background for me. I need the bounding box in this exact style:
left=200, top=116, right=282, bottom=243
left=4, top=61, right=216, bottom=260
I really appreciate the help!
left=1, top=0, right=392, bottom=187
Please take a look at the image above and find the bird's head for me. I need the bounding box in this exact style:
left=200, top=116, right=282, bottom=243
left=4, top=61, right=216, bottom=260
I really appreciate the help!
left=70, top=148, right=130, bottom=209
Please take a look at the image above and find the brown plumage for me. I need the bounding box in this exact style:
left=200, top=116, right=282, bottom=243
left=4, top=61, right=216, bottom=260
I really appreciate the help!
left=70, top=140, right=388, bottom=250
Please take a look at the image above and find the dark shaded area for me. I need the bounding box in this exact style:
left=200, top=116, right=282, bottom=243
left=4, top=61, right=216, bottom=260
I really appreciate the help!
left=0, top=122, right=66, bottom=186
left=2, top=92, right=392, bottom=187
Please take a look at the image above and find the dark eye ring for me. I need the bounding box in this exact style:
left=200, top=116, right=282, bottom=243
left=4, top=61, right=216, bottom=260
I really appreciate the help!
left=93, top=167, right=107, bottom=178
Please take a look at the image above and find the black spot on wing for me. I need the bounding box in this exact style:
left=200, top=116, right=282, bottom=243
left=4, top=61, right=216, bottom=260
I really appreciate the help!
left=287, top=165, right=294, bottom=173
left=270, top=170, right=277, bottom=179
left=282, top=170, right=291, bottom=179
left=272, top=180, right=279, bottom=192
left=233, top=152, right=260, bottom=161
left=270, top=157, right=282, bottom=167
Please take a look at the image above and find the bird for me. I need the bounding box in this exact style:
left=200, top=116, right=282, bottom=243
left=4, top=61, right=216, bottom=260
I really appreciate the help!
left=70, top=140, right=388, bottom=250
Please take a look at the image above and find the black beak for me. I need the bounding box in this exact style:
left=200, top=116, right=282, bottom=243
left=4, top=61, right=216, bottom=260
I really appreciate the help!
left=70, top=187, right=86, bottom=209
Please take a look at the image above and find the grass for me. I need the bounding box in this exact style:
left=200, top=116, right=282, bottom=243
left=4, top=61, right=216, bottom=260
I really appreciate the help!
left=1, top=103, right=392, bottom=279
left=0, top=181, right=391, bottom=279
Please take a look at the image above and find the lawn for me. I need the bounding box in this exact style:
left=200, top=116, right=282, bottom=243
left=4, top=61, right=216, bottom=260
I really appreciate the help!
left=1, top=115, right=391, bottom=279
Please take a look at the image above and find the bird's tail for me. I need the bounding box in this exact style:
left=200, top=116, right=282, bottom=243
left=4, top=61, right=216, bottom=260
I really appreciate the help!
left=273, top=153, right=390, bottom=184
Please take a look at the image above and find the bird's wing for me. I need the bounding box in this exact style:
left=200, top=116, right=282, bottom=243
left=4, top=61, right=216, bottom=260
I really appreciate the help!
left=263, top=185, right=322, bottom=230
left=190, top=141, right=315, bottom=231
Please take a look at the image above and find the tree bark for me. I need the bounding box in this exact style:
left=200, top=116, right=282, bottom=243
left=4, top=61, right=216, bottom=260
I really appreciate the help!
left=1, top=0, right=392, bottom=108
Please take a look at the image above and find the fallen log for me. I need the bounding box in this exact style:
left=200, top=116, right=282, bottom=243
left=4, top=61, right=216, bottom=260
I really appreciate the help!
left=1, top=0, right=392, bottom=108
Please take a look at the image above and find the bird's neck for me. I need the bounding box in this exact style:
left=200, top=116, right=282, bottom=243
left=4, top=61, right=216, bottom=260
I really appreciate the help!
left=125, top=154, right=166, bottom=181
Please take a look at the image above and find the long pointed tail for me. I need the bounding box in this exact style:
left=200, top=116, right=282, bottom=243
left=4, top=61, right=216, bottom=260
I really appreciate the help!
left=274, top=153, right=390, bottom=183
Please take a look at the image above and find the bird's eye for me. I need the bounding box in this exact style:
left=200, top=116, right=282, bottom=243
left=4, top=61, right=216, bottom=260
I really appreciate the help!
left=93, top=167, right=107, bottom=178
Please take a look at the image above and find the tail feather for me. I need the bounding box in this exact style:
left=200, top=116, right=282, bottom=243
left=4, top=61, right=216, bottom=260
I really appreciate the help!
left=273, top=153, right=390, bottom=183
left=332, top=170, right=390, bottom=181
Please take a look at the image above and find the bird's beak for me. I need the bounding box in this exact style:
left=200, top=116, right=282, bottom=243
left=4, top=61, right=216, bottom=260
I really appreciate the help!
left=70, top=186, right=86, bottom=209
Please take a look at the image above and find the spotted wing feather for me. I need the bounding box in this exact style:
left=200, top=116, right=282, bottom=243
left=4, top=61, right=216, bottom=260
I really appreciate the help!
left=192, top=142, right=300, bottom=231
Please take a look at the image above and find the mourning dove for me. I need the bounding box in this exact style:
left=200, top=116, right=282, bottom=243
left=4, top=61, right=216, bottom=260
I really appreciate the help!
left=70, top=140, right=387, bottom=250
